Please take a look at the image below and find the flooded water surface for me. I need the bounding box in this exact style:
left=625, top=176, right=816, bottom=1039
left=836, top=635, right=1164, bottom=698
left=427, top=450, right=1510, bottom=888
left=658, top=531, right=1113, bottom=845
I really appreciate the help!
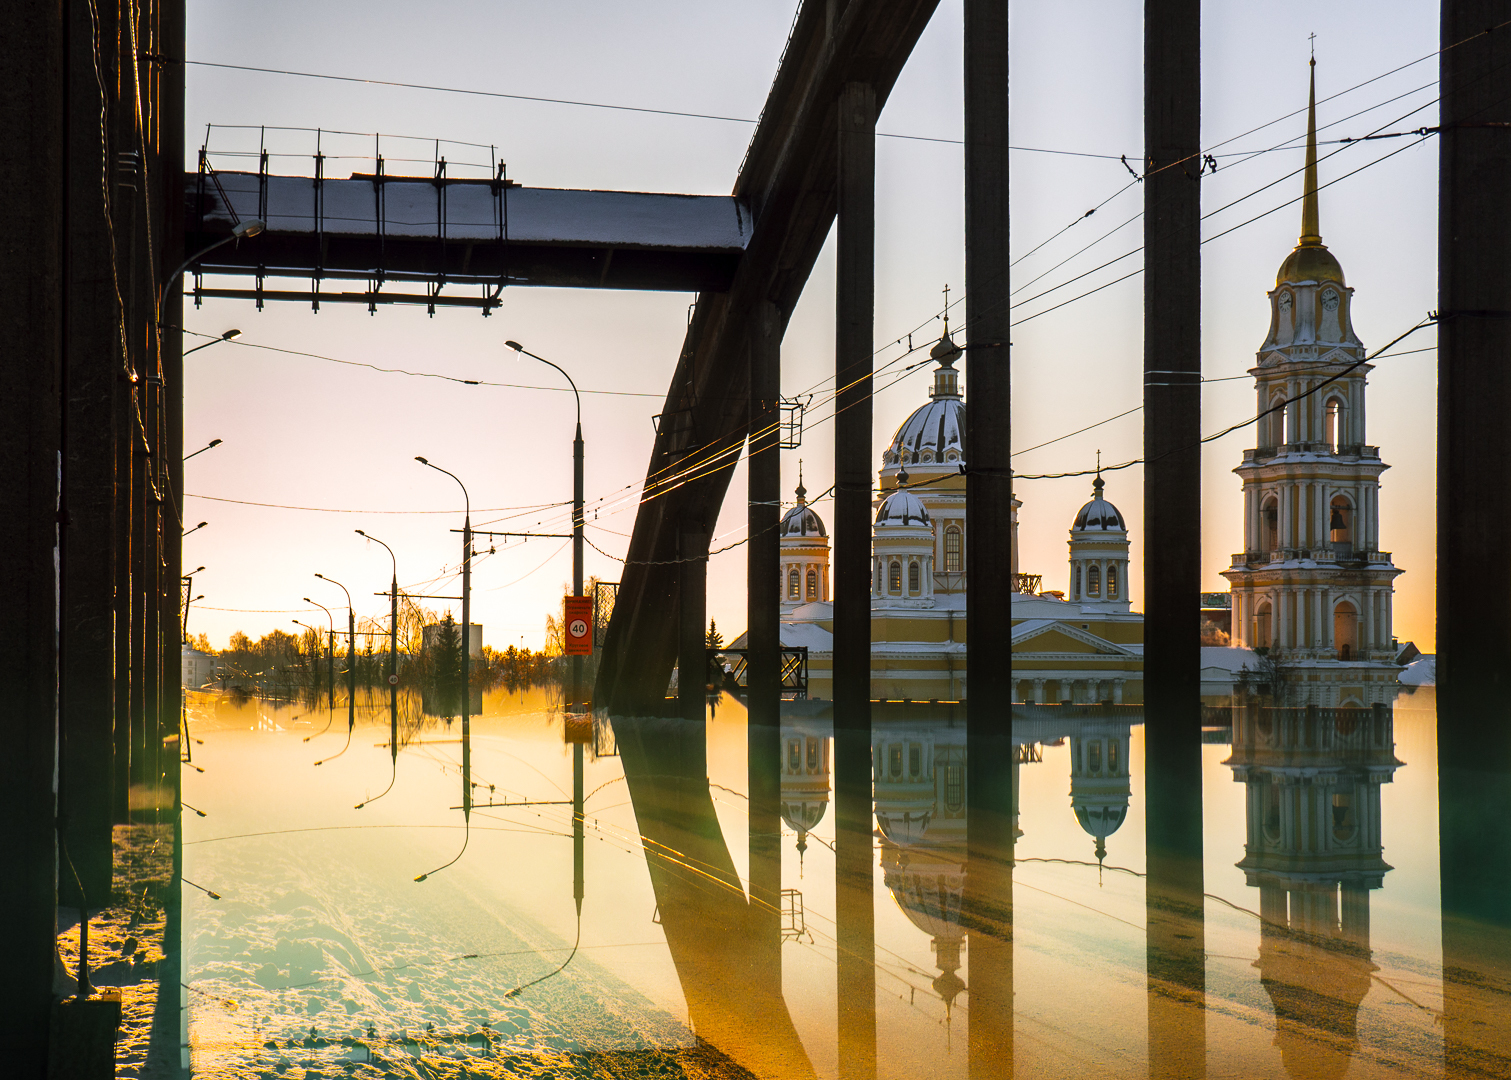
left=179, top=687, right=1510, bottom=1078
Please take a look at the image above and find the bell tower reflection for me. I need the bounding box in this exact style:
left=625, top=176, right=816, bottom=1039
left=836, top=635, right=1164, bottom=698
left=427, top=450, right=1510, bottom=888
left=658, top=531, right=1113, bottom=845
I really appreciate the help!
left=1225, top=705, right=1401, bottom=1074
left=780, top=715, right=831, bottom=869
left=1067, top=719, right=1132, bottom=866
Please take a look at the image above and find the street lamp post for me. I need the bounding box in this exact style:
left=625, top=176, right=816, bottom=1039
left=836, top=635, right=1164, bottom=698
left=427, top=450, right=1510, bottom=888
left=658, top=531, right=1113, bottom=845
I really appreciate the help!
left=182, top=521, right=209, bottom=538
left=304, top=597, right=336, bottom=711
left=505, top=340, right=585, bottom=715
left=357, top=529, right=400, bottom=759
left=157, top=221, right=265, bottom=319
left=415, top=457, right=473, bottom=819
left=183, top=330, right=241, bottom=356
left=314, top=573, right=355, bottom=731
left=183, top=439, right=223, bottom=461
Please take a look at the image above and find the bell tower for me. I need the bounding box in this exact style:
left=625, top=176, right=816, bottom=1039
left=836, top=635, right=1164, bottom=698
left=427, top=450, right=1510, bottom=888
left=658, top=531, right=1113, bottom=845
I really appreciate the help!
left=1222, top=60, right=1402, bottom=704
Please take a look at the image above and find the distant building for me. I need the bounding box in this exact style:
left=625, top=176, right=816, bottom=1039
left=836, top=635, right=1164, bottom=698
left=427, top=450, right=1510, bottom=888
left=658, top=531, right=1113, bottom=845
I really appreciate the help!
left=422, top=622, right=484, bottom=658
left=181, top=646, right=218, bottom=689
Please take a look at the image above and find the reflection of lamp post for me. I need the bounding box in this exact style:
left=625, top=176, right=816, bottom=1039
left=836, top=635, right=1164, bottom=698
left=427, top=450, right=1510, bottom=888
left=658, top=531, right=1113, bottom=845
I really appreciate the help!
left=505, top=340, right=585, bottom=714
left=303, top=597, right=336, bottom=711
left=415, top=457, right=473, bottom=820
left=314, top=574, right=355, bottom=731
left=180, top=565, right=205, bottom=639
left=183, top=330, right=241, bottom=356
left=356, top=529, right=400, bottom=759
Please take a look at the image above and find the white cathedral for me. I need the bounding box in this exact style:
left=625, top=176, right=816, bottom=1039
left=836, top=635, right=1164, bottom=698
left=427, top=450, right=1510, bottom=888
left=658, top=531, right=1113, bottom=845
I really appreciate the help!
left=1218, top=60, right=1403, bottom=706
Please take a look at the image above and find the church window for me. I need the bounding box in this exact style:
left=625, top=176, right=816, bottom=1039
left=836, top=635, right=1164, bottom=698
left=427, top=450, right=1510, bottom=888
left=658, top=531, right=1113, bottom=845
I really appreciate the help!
left=1074, top=565, right=1082, bottom=598
left=807, top=737, right=820, bottom=771
left=1107, top=563, right=1119, bottom=599
left=908, top=561, right=920, bottom=593
left=788, top=567, right=800, bottom=600
left=1088, top=565, right=1101, bottom=598
left=908, top=744, right=921, bottom=777
left=889, top=560, right=902, bottom=593
left=1088, top=741, right=1103, bottom=774
left=788, top=739, right=801, bottom=772
left=944, top=525, right=962, bottom=572
left=1332, top=790, right=1356, bottom=841
left=806, top=568, right=818, bottom=601
left=944, top=765, right=964, bottom=812
left=1108, top=739, right=1120, bottom=773
left=1263, top=500, right=1279, bottom=553
left=1262, top=781, right=1282, bottom=843
left=888, top=744, right=903, bottom=778
left=1325, top=398, right=1343, bottom=452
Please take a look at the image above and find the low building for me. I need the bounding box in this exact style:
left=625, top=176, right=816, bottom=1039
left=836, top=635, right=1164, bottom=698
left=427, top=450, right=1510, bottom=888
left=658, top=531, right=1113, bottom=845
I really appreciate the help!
left=181, top=646, right=218, bottom=689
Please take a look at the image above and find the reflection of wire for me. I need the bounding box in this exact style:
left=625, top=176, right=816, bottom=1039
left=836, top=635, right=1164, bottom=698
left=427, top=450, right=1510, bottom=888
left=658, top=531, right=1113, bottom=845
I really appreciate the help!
left=414, top=814, right=471, bottom=882
left=505, top=911, right=581, bottom=998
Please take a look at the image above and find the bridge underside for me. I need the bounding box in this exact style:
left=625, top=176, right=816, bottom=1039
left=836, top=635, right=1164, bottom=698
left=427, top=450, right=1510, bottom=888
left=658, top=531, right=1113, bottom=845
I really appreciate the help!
left=186, top=171, right=752, bottom=307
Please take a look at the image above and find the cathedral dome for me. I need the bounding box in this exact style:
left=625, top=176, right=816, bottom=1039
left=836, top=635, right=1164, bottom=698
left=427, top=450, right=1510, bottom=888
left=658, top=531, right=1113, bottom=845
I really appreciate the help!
left=884, top=329, right=966, bottom=470
left=1073, top=475, right=1125, bottom=532
left=1277, top=242, right=1345, bottom=288
left=876, top=489, right=931, bottom=528
left=780, top=475, right=826, bottom=537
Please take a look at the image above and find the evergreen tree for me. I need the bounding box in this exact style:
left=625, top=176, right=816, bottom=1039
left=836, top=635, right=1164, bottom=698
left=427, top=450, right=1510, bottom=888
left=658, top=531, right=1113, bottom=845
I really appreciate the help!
left=705, top=619, right=724, bottom=649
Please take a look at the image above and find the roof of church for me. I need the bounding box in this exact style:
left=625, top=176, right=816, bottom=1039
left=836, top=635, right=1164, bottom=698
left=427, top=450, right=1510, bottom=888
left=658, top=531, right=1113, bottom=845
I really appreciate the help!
left=779, top=474, right=826, bottom=537
left=1073, top=475, right=1126, bottom=532
left=876, top=489, right=931, bottom=527
left=1276, top=58, right=1346, bottom=288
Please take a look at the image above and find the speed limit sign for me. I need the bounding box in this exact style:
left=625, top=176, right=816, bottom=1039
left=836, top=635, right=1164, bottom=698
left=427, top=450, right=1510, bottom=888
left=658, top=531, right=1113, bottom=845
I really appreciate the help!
left=389, top=674, right=399, bottom=686
left=564, top=596, right=593, bottom=656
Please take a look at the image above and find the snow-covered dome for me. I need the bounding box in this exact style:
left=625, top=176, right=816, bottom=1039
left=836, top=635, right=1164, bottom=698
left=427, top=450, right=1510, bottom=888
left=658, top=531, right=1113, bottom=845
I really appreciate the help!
left=780, top=476, right=826, bottom=538
left=883, top=328, right=966, bottom=470
left=1073, top=474, right=1126, bottom=532
left=875, top=489, right=930, bottom=528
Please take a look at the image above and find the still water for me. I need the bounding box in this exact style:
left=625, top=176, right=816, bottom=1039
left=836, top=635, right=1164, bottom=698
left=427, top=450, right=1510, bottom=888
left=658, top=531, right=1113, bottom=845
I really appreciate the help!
left=180, top=687, right=1507, bottom=1078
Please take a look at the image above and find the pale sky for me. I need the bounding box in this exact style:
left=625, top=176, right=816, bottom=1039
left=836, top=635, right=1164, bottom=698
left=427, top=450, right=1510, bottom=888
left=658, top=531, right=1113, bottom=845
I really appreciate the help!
left=182, top=1, right=1440, bottom=654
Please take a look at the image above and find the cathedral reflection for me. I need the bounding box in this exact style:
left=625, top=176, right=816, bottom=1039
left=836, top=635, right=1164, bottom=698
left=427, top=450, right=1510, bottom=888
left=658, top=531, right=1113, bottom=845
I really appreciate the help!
left=1224, top=705, right=1401, bottom=1076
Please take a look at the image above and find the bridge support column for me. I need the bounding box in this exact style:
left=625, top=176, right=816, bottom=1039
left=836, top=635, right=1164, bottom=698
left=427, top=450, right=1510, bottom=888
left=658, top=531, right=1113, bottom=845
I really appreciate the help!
left=748, top=299, right=782, bottom=961
left=834, top=79, right=876, bottom=1080
left=1144, top=2, right=1206, bottom=1075
left=677, top=521, right=708, bottom=776
left=0, top=2, right=65, bottom=1070
left=1438, top=0, right=1511, bottom=713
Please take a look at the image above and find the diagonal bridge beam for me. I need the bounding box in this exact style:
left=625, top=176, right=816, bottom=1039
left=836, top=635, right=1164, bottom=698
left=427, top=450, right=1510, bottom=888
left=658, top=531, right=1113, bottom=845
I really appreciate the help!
left=595, top=0, right=941, bottom=715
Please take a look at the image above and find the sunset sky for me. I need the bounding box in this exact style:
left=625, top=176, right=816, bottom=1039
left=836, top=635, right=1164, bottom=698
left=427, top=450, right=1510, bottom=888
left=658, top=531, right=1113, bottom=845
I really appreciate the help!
left=182, top=1, right=1440, bottom=654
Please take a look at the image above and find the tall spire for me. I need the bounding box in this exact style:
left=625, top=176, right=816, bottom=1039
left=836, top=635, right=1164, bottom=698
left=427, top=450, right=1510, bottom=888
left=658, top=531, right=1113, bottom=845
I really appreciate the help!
left=1300, top=51, right=1322, bottom=246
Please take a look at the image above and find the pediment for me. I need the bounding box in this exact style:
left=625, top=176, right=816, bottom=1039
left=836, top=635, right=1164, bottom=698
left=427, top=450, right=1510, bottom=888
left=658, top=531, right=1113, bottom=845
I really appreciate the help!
left=1011, top=620, right=1136, bottom=656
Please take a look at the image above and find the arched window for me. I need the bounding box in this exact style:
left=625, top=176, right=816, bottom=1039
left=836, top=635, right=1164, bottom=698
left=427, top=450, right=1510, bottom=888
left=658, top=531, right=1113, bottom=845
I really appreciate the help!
left=1255, top=601, right=1272, bottom=649
left=806, top=568, right=818, bottom=601
left=787, top=567, right=800, bottom=599
left=1268, top=395, right=1288, bottom=447
left=1332, top=790, right=1356, bottom=841
left=1088, top=565, right=1101, bottom=597
left=1333, top=599, right=1358, bottom=660
left=1330, top=496, right=1353, bottom=553
left=806, top=737, right=820, bottom=771
left=908, top=744, right=921, bottom=776
left=1108, top=739, right=1120, bottom=773
left=1106, top=564, right=1119, bottom=599
left=1074, top=565, right=1082, bottom=598
left=908, top=561, right=920, bottom=593
left=1088, top=741, right=1102, bottom=774
left=944, top=764, right=964, bottom=812
left=787, top=739, right=801, bottom=771
left=944, top=525, right=963, bottom=573
left=889, top=559, right=902, bottom=593
left=1262, top=498, right=1279, bottom=553
left=1324, top=398, right=1344, bottom=452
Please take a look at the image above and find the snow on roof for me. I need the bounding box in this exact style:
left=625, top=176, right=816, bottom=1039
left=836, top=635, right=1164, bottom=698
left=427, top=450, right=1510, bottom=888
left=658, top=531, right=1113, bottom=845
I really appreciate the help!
left=1200, top=646, right=1260, bottom=674
left=1399, top=655, right=1436, bottom=686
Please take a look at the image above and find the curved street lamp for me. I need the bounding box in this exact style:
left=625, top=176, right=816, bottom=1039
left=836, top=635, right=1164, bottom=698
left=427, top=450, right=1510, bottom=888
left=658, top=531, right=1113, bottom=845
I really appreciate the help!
left=505, top=340, right=586, bottom=715
left=303, top=597, right=336, bottom=711
left=158, top=220, right=265, bottom=319
left=356, top=528, right=401, bottom=767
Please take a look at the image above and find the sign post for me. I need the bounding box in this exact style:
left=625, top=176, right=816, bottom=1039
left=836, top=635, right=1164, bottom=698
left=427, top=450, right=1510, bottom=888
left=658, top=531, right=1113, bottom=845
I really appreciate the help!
left=564, top=596, right=593, bottom=658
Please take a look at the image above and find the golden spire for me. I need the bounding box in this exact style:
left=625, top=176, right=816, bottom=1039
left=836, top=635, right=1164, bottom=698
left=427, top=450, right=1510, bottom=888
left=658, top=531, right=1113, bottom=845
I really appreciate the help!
left=1299, top=50, right=1321, bottom=246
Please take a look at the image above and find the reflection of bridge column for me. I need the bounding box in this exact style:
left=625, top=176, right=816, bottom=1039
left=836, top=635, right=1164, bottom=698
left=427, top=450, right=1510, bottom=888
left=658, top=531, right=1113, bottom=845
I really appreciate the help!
left=1439, top=696, right=1511, bottom=1077
left=835, top=725, right=876, bottom=1080
left=966, top=734, right=1015, bottom=1078
left=676, top=523, right=708, bottom=779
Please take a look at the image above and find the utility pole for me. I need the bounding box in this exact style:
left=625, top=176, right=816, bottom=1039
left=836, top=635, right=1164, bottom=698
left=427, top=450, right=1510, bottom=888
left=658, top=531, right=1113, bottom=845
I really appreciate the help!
left=416, top=458, right=473, bottom=809
left=357, top=530, right=400, bottom=762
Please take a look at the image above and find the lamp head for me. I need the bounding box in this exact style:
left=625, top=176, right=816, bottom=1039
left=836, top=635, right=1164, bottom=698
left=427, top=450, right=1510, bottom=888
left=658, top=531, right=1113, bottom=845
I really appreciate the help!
left=220, top=330, right=240, bottom=341
left=505, top=340, right=523, bottom=352
left=414, top=455, right=429, bottom=465
left=315, top=573, right=325, bottom=580
left=355, top=529, right=366, bottom=537
left=232, top=219, right=265, bottom=239
left=197, top=521, right=208, bottom=529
